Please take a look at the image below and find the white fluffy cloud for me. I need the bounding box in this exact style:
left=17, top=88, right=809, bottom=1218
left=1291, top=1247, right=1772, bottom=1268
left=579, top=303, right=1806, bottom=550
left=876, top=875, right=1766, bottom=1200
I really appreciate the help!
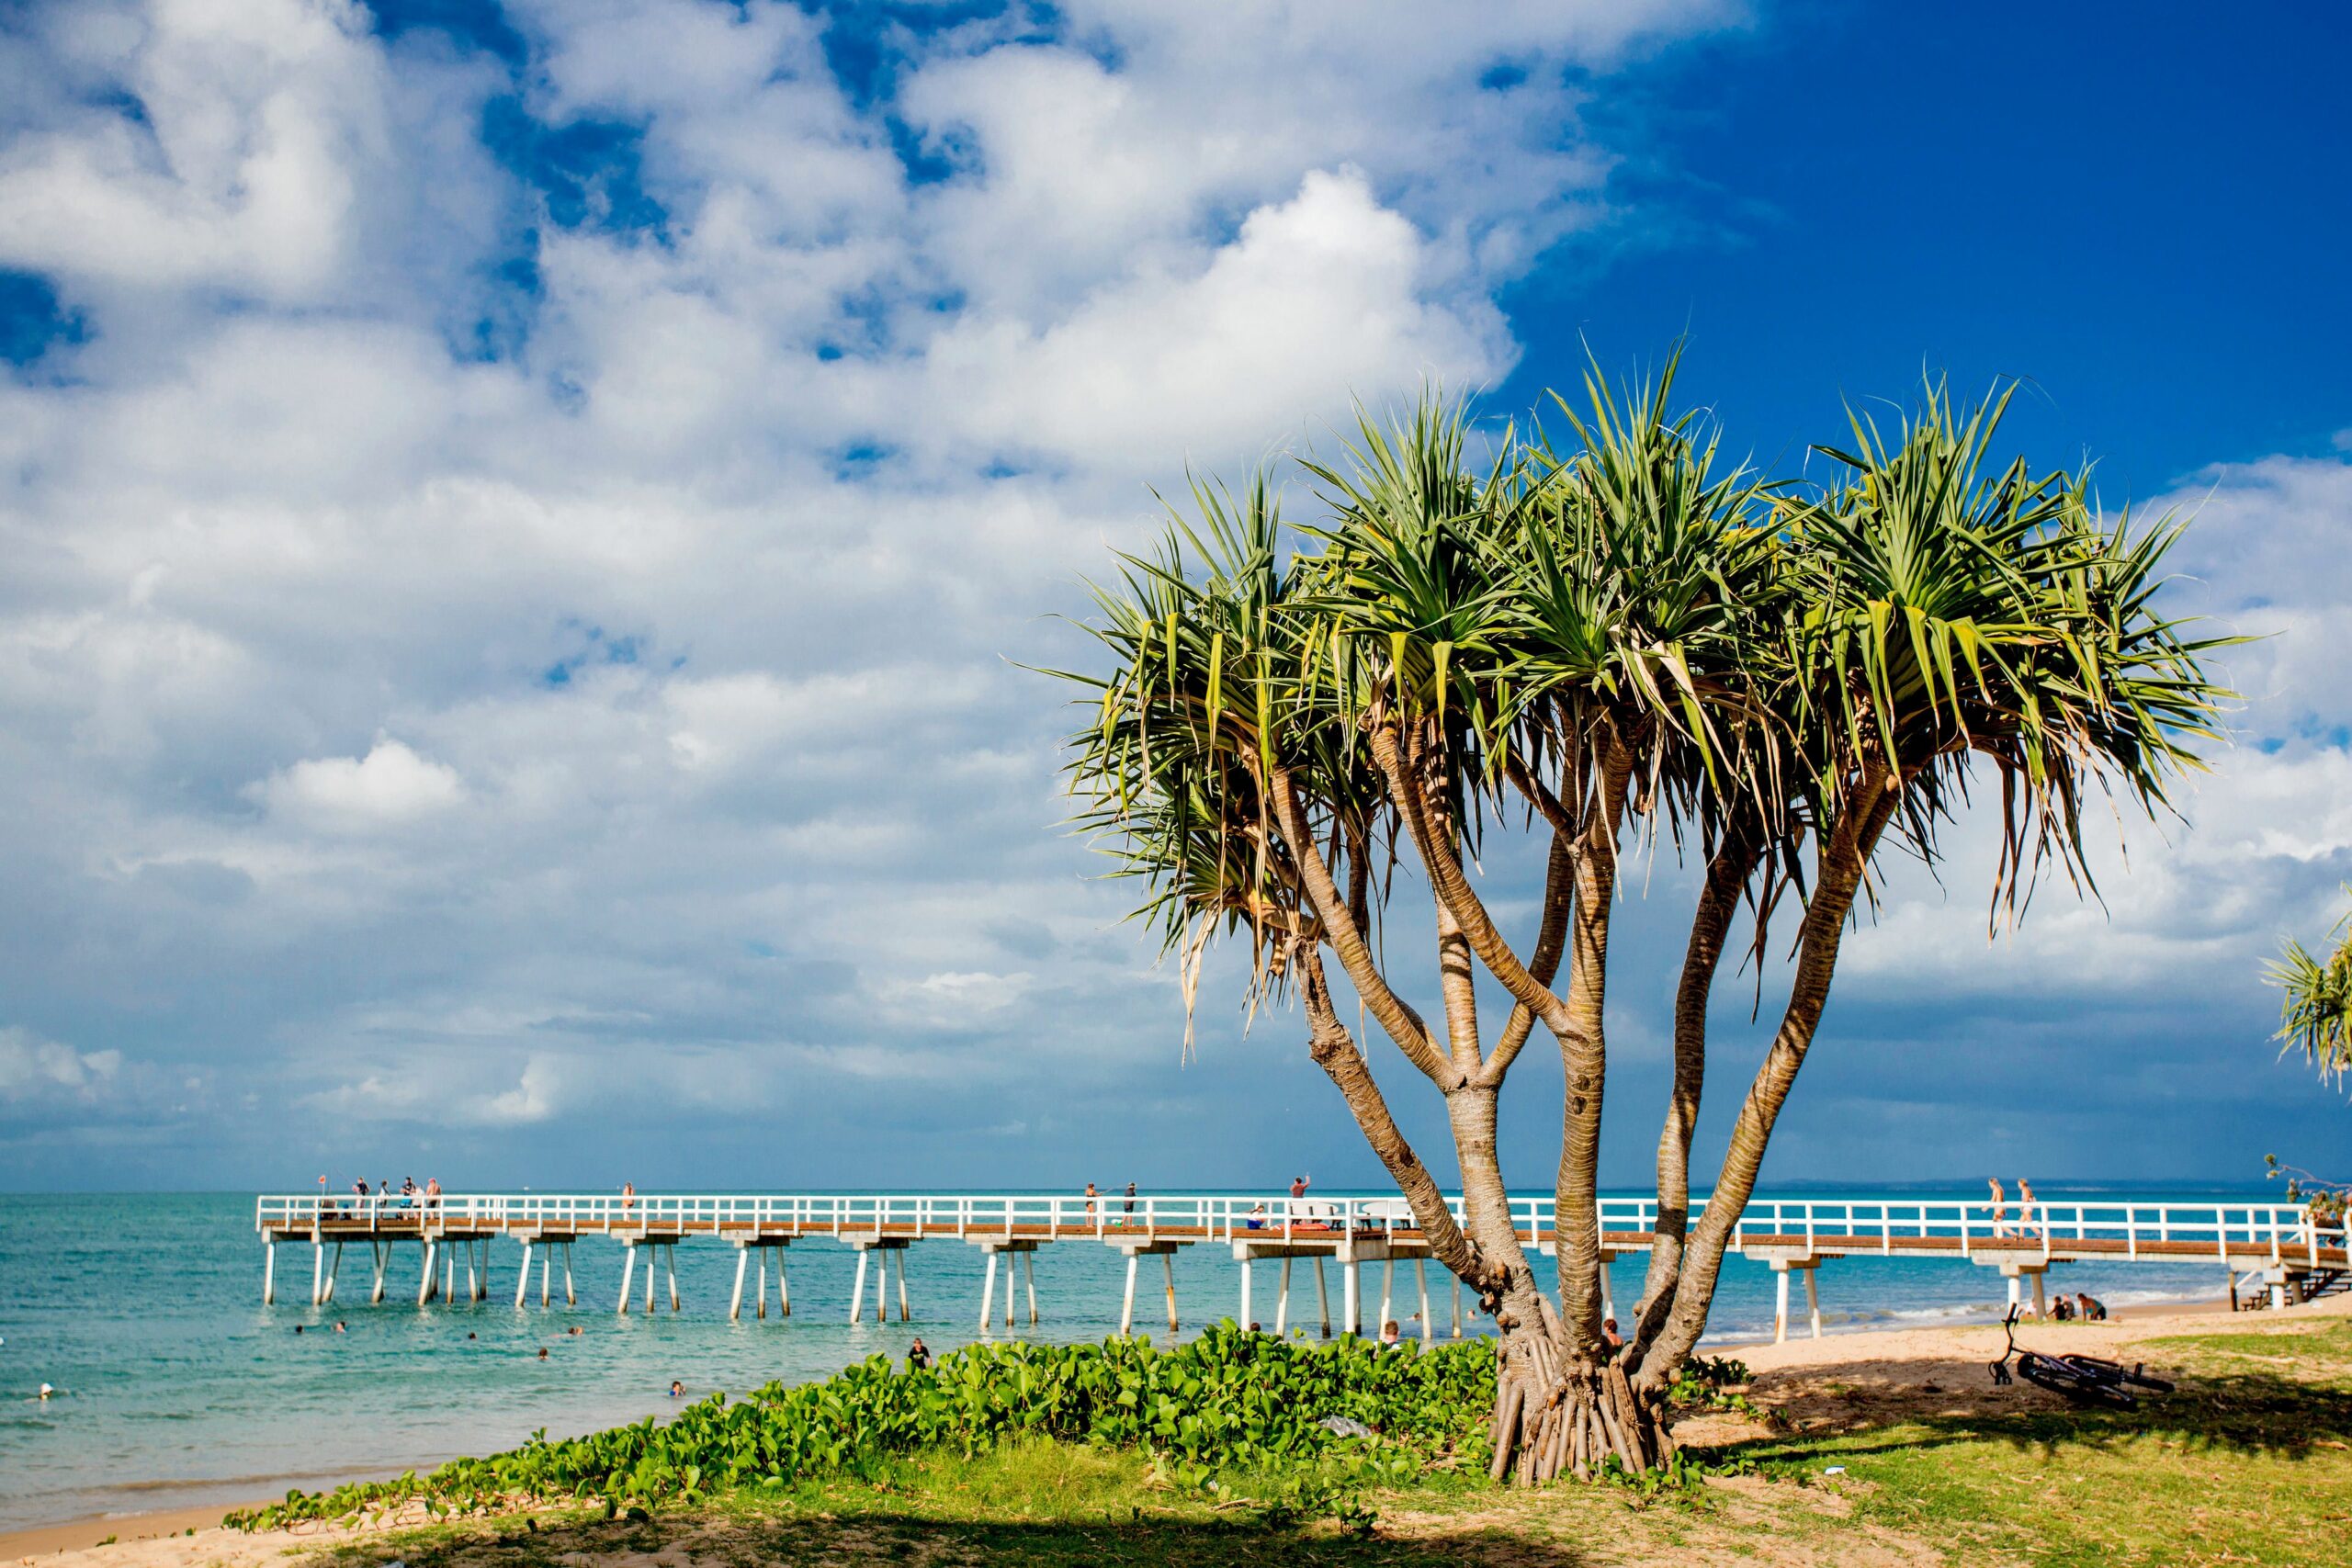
left=255, top=738, right=467, bottom=826
left=0, top=0, right=1737, bottom=1183
left=0, top=1027, right=122, bottom=1101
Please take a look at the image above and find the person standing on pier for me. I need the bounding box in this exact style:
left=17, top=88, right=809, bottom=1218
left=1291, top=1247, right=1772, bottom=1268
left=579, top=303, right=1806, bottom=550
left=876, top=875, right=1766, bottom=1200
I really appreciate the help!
left=1123, top=1181, right=1136, bottom=1224
left=1083, top=1181, right=1098, bottom=1222
left=2018, top=1177, right=2041, bottom=1240
left=424, top=1177, right=442, bottom=1214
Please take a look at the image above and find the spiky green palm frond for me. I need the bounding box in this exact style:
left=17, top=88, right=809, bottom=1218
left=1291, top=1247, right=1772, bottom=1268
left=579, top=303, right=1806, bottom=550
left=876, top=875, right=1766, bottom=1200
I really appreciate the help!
left=2267, top=897, right=2352, bottom=1089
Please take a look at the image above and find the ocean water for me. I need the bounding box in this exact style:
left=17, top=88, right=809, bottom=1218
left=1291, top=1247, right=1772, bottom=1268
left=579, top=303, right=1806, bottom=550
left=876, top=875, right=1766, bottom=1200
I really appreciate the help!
left=0, top=1187, right=2254, bottom=1530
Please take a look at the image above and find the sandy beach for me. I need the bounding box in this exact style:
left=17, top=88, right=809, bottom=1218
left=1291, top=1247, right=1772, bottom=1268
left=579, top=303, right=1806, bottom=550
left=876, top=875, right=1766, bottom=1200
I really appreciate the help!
left=10, top=1292, right=2341, bottom=1568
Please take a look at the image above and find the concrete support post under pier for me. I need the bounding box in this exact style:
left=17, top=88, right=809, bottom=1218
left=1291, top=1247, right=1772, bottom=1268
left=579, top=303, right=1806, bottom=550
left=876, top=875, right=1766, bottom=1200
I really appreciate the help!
left=1761, top=1253, right=1824, bottom=1344
left=1109, top=1239, right=1180, bottom=1336
left=263, top=1237, right=277, bottom=1305
left=1416, top=1258, right=1432, bottom=1344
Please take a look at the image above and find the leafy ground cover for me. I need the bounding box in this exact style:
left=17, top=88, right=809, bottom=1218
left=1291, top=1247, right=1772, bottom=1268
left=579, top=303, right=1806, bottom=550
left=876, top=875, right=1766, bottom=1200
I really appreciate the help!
left=242, top=1314, right=2352, bottom=1566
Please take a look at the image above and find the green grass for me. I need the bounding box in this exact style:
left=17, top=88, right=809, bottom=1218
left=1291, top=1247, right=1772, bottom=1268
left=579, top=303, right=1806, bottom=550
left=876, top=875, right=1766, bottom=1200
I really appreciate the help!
left=287, top=1315, right=2352, bottom=1568
left=1724, top=1314, right=2352, bottom=1566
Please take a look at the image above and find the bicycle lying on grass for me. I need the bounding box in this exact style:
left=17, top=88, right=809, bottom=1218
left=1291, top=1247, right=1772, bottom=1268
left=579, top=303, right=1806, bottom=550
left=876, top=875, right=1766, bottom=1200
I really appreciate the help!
left=1988, top=1306, right=2175, bottom=1409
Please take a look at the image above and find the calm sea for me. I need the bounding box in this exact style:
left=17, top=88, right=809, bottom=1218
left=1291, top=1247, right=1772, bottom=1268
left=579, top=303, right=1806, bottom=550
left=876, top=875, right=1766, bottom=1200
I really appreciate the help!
left=0, top=1186, right=2256, bottom=1530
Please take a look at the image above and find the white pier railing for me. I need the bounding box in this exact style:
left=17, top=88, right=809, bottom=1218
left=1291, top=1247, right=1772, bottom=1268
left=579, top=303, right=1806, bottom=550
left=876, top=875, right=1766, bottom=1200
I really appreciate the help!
left=255, top=1191, right=2346, bottom=1269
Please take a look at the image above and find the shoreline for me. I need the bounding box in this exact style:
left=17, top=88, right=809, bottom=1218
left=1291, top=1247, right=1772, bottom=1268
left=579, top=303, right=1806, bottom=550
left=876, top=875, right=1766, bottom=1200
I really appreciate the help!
left=0, top=1290, right=2265, bottom=1557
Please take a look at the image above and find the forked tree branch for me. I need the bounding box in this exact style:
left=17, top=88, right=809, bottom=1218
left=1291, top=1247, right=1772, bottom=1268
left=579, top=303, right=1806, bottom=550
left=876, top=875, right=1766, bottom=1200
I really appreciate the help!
left=1480, top=827, right=1577, bottom=1088
left=1295, top=945, right=1489, bottom=1288
left=1267, top=765, right=1457, bottom=1088
left=1368, top=722, right=1584, bottom=1048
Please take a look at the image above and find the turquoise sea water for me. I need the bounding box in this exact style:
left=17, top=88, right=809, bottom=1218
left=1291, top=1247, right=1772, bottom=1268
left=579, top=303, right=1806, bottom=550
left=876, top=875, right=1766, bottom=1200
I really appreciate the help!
left=0, top=1188, right=2255, bottom=1530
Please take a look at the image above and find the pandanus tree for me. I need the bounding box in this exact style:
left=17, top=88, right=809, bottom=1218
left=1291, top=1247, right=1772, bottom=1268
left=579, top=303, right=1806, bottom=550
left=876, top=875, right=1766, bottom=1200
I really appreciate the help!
left=1049, top=354, right=2229, bottom=1482
left=2267, top=893, right=2352, bottom=1088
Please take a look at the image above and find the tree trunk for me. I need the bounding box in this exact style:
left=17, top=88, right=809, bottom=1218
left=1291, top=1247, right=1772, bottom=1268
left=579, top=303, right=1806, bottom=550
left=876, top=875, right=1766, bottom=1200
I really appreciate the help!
left=1633, top=781, right=1900, bottom=1392
left=1554, top=742, right=1631, bottom=1348
left=1628, top=836, right=1754, bottom=1355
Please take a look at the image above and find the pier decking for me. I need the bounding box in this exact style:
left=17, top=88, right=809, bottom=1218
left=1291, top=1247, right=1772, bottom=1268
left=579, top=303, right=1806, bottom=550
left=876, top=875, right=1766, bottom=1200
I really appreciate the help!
left=255, top=1191, right=2349, bottom=1343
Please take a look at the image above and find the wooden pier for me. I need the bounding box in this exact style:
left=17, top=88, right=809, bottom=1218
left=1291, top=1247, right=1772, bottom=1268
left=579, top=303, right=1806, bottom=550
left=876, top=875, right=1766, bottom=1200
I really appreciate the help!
left=256, top=1191, right=2350, bottom=1342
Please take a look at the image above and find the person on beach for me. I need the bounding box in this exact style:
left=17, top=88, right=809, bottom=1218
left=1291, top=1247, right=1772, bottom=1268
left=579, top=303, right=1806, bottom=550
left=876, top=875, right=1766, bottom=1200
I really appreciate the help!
left=1602, top=1317, right=1625, bottom=1355
left=2052, top=1293, right=2075, bottom=1322
left=907, top=1337, right=932, bottom=1371
left=2076, top=1292, right=2107, bottom=1321
left=1987, top=1178, right=2010, bottom=1237
left=2018, top=1177, right=2041, bottom=1240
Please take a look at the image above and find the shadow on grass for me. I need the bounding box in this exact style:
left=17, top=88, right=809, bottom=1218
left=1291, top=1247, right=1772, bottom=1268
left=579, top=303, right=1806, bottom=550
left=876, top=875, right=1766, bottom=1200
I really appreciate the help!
left=1718, top=1360, right=2352, bottom=1468
left=310, top=1506, right=1599, bottom=1568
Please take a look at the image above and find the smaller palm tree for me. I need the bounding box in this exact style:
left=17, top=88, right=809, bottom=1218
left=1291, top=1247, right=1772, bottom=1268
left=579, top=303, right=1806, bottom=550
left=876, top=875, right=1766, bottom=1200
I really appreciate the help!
left=2267, top=889, right=2352, bottom=1087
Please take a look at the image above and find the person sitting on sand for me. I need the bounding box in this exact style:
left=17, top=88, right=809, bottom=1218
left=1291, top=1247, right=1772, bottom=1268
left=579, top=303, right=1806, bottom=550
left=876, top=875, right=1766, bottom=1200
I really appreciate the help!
left=908, top=1337, right=932, bottom=1371
left=2051, top=1293, right=2074, bottom=1322
left=1987, top=1178, right=2011, bottom=1237
left=2075, top=1292, right=2107, bottom=1322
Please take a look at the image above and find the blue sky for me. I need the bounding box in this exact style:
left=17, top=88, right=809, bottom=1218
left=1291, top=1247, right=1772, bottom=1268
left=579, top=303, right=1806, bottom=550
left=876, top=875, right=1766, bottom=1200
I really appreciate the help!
left=0, top=0, right=2346, bottom=1194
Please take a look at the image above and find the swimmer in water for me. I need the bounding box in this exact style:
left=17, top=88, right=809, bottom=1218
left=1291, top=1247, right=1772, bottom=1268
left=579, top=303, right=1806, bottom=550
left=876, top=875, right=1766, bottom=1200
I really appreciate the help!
left=669, top=1380, right=684, bottom=1397
left=537, top=1348, right=549, bottom=1359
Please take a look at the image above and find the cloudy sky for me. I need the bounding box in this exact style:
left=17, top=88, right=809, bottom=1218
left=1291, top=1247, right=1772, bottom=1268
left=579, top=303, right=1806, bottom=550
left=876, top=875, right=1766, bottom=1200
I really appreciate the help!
left=1, top=0, right=2346, bottom=1193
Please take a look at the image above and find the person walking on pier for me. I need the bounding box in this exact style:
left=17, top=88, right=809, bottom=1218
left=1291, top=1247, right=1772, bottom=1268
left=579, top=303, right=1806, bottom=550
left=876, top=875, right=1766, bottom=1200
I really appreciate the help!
left=1987, top=1178, right=2011, bottom=1237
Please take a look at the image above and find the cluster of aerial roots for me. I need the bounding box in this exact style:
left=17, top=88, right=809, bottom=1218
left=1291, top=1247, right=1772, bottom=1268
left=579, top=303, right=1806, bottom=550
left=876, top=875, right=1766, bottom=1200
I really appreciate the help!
left=1487, top=1364, right=1672, bottom=1486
